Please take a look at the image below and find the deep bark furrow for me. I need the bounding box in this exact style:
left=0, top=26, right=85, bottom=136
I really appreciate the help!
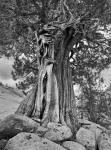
left=16, top=29, right=78, bottom=129
left=15, top=84, right=38, bottom=116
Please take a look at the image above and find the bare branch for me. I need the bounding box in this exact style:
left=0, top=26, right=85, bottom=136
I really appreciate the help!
left=63, top=0, right=74, bottom=22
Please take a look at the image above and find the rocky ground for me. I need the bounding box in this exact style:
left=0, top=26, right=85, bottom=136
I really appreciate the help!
left=0, top=114, right=110, bottom=150
left=0, top=85, right=111, bottom=150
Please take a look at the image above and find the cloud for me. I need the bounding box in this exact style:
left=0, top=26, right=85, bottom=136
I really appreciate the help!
left=0, top=57, right=19, bottom=87
left=74, top=84, right=81, bottom=96
left=0, top=78, right=17, bottom=87
left=0, top=57, right=17, bottom=87
left=0, top=57, right=13, bottom=80
left=101, top=64, right=111, bottom=88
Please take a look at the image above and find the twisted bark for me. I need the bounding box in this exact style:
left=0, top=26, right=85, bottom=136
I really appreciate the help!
left=15, top=28, right=78, bottom=133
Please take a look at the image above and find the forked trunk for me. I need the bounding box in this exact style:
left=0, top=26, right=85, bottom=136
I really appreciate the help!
left=15, top=31, right=78, bottom=133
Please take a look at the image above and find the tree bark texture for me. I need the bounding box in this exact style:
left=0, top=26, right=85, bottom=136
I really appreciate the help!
left=15, top=28, right=78, bottom=132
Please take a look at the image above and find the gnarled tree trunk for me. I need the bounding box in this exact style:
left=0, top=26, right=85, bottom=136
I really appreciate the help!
left=15, top=28, right=78, bottom=133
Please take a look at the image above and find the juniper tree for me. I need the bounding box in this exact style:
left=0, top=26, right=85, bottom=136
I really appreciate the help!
left=0, top=0, right=111, bottom=131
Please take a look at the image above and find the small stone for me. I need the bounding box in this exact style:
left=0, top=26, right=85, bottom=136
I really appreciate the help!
left=62, top=141, right=86, bottom=150
left=98, top=132, right=111, bottom=150
left=76, top=127, right=96, bottom=150
left=44, top=122, right=72, bottom=142
left=35, top=126, right=48, bottom=137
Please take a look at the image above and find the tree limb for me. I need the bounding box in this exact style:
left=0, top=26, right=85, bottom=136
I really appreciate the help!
left=31, top=0, right=42, bottom=11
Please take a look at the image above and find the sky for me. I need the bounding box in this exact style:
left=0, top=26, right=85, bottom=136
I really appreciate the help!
left=0, top=57, right=17, bottom=87
left=102, top=64, right=111, bottom=88
left=0, top=57, right=111, bottom=92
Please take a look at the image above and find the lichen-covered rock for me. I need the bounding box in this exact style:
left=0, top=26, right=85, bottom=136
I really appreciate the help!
left=62, top=141, right=86, bottom=150
left=0, top=114, right=39, bottom=140
left=84, top=124, right=103, bottom=140
left=44, top=122, right=72, bottom=142
left=76, top=127, right=96, bottom=150
left=79, top=119, right=107, bottom=140
left=97, top=132, right=111, bottom=150
left=35, top=126, right=48, bottom=137
left=79, top=119, right=107, bottom=131
left=4, top=132, right=67, bottom=150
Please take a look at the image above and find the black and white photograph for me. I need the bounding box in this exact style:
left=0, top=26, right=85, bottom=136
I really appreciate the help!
left=0, top=0, right=111, bottom=149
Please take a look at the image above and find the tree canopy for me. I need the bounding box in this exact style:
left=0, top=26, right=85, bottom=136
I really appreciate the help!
left=0, top=0, right=111, bottom=91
